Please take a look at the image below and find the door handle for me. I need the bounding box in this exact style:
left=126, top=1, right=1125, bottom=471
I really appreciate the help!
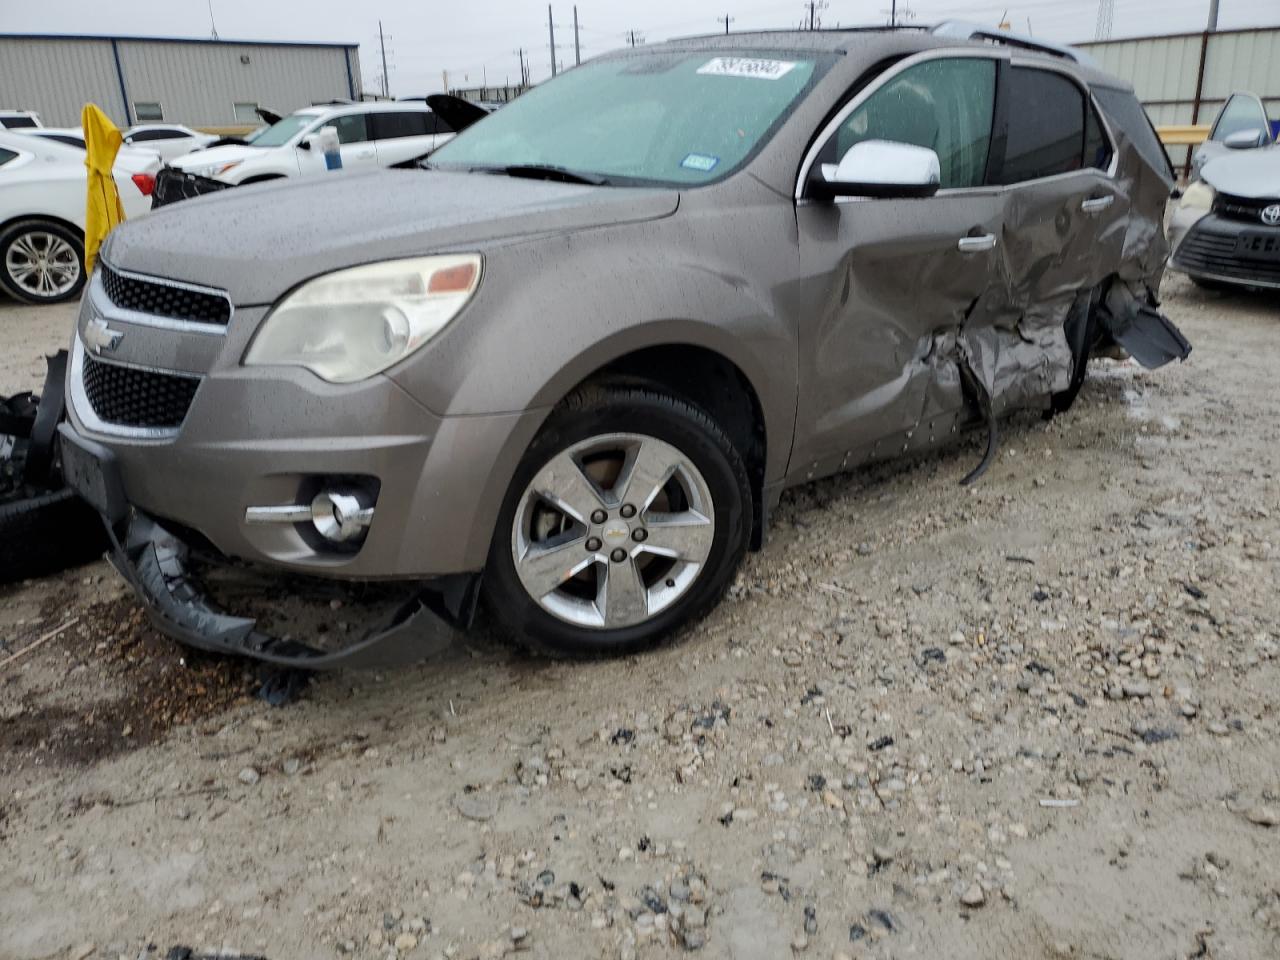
left=1081, top=195, right=1114, bottom=214
left=957, top=234, right=997, bottom=253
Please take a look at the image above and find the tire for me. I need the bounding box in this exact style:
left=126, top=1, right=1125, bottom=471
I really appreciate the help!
left=0, top=488, right=107, bottom=584
left=0, top=219, right=86, bottom=305
left=483, top=385, right=752, bottom=658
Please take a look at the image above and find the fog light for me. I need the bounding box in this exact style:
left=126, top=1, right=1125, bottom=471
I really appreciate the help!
left=311, top=490, right=375, bottom=543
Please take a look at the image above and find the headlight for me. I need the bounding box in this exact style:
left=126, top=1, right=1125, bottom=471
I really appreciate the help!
left=1180, top=181, right=1215, bottom=212
left=244, top=254, right=482, bottom=383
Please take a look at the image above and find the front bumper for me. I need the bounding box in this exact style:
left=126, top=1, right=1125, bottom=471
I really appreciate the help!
left=1170, top=213, right=1280, bottom=289
left=60, top=425, right=473, bottom=668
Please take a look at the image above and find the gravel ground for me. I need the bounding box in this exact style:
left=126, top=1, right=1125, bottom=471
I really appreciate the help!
left=1, top=275, right=1278, bottom=960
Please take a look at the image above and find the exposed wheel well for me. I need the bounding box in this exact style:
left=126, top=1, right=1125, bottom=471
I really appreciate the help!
left=574, top=344, right=769, bottom=549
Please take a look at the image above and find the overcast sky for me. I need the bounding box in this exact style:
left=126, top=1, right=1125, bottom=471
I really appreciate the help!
left=4, top=0, right=1276, bottom=94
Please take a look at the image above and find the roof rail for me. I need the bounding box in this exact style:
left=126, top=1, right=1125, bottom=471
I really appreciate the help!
left=931, top=21, right=1098, bottom=68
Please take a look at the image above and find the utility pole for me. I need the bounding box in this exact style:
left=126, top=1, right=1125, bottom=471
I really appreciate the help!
left=378, top=20, right=391, bottom=97
left=801, top=1, right=826, bottom=31
left=515, top=47, right=529, bottom=86
left=625, top=29, right=645, bottom=48
left=717, top=14, right=734, bottom=34
left=1206, top=0, right=1220, bottom=31
left=1094, top=0, right=1114, bottom=39
left=573, top=5, right=582, bottom=66
left=548, top=5, right=557, bottom=77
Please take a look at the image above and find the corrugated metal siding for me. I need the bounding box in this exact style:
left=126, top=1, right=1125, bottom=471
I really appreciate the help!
left=1200, top=31, right=1280, bottom=101
left=1079, top=28, right=1280, bottom=111
left=1084, top=34, right=1204, bottom=102
left=0, top=36, right=360, bottom=128
left=117, top=41, right=356, bottom=125
left=0, top=38, right=127, bottom=126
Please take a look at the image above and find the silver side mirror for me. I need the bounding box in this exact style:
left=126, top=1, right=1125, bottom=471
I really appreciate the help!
left=1224, top=128, right=1267, bottom=150
left=815, top=140, right=941, bottom=200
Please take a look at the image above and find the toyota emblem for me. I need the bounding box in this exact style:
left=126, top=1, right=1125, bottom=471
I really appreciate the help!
left=1262, top=204, right=1280, bottom=227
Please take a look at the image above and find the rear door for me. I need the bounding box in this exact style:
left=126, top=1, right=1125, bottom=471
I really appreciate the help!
left=793, top=53, right=1007, bottom=479
left=979, top=61, right=1126, bottom=410
left=371, top=109, right=435, bottom=165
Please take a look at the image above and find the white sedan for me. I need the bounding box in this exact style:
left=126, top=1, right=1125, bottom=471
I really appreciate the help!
left=0, top=131, right=158, bottom=305
left=123, top=123, right=218, bottom=162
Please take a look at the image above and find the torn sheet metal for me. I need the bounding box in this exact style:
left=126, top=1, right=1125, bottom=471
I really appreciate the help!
left=793, top=81, right=1186, bottom=486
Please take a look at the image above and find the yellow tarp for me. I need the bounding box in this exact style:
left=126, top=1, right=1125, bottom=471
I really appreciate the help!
left=81, top=103, right=125, bottom=274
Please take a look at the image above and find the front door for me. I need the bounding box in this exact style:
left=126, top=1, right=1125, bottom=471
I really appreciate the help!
left=792, top=54, right=1006, bottom=481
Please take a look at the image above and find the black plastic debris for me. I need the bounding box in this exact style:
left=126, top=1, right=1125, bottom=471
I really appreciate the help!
left=166, top=950, right=266, bottom=960
left=868, top=735, right=894, bottom=752
left=610, top=728, right=635, bottom=745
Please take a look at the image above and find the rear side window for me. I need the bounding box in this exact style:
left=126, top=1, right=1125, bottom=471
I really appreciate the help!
left=428, top=112, right=453, bottom=135
left=2, top=116, right=37, bottom=129
left=995, top=67, right=1085, bottom=183
left=371, top=111, right=431, bottom=140
left=130, top=128, right=185, bottom=142
left=819, top=57, right=997, bottom=189
left=0, top=147, right=17, bottom=166
left=1093, top=86, right=1174, bottom=180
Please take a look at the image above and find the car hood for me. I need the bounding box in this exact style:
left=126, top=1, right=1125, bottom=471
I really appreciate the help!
left=169, top=143, right=260, bottom=171
left=1201, top=146, right=1280, bottom=198
left=105, top=168, right=680, bottom=304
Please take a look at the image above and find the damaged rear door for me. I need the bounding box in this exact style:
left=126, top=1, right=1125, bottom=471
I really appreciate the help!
left=974, top=61, right=1130, bottom=415
left=791, top=53, right=1006, bottom=481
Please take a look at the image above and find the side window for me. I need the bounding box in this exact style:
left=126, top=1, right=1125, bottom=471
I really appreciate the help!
left=0, top=147, right=17, bottom=166
left=819, top=58, right=996, bottom=190
left=330, top=113, right=370, bottom=145
left=371, top=111, right=431, bottom=140
left=996, top=68, right=1085, bottom=183
left=130, top=129, right=183, bottom=142
left=134, top=101, right=164, bottom=122
left=1211, top=94, right=1270, bottom=142
left=428, top=112, right=454, bottom=135
left=1084, top=101, right=1113, bottom=171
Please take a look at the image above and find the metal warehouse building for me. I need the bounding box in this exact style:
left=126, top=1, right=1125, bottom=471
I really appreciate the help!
left=0, top=33, right=362, bottom=129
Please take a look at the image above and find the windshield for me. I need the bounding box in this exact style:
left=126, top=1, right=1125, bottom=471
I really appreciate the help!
left=251, top=112, right=319, bottom=148
left=430, top=51, right=826, bottom=186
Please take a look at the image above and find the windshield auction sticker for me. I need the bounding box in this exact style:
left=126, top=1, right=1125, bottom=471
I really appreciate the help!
left=696, top=57, right=798, bottom=80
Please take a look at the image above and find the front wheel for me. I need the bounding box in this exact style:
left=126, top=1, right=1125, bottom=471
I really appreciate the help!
left=483, top=385, right=752, bottom=658
left=0, top=219, right=85, bottom=305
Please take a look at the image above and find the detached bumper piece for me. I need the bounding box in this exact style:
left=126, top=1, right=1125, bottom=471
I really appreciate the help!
left=1098, top=285, right=1193, bottom=370
left=105, top=512, right=468, bottom=670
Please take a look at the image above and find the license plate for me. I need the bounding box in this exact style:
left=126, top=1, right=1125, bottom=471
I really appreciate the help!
left=57, top=424, right=125, bottom=522
left=1237, top=233, right=1280, bottom=260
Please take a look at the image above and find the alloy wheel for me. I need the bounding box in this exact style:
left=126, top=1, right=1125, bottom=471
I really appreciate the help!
left=511, top=432, right=716, bottom=629
left=5, top=231, right=81, bottom=300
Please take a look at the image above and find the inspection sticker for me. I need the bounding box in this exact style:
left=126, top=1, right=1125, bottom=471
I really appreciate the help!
left=696, top=57, right=798, bottom=80
left=681, top=153, right=720, bottom=172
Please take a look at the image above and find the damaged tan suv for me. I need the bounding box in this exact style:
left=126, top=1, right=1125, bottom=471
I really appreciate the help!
left=60, top=24, right=1190, bottom=668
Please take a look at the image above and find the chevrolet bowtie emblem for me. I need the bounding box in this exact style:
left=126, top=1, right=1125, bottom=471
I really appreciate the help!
left=84, top=317, right=124, bottom=355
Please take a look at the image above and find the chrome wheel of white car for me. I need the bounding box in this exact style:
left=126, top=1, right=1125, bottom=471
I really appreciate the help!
left=512, top=432, right=716, bottom=629
left=0, top=221, right=86, bottom=305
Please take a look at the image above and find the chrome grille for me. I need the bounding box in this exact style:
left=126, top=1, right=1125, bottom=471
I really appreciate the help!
left=81, top=354, right=201, bottom=429
left=99, top=264, right=231, bottom=326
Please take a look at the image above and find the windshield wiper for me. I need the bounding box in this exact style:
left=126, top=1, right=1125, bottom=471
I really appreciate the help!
left=499, top=164, right=609, bottom=185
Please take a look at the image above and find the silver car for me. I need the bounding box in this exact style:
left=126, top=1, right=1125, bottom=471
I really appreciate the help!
left=59, top=25, right=1189, bottom=667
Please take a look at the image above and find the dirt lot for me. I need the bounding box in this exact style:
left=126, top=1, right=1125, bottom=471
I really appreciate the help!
left=1, top=276, right=1278, bottom=960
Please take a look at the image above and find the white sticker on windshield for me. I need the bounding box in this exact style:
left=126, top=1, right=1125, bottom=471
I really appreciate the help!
left=696, top=57, right=798, bottom=81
